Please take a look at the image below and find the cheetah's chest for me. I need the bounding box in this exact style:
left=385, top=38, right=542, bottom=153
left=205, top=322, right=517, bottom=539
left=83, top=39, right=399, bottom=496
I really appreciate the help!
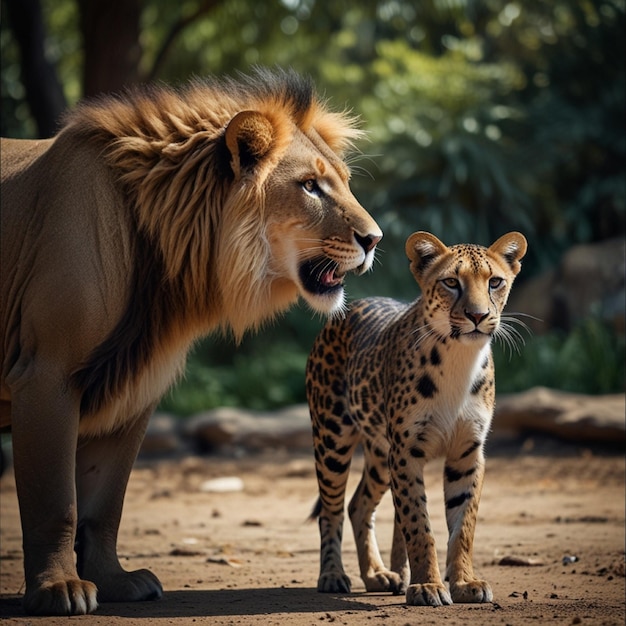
left=348, top=316, right=494, bottom=452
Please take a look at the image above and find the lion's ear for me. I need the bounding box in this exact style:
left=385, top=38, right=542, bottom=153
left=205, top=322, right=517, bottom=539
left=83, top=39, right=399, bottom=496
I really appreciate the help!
left=225, top=110, right=275, bottom=178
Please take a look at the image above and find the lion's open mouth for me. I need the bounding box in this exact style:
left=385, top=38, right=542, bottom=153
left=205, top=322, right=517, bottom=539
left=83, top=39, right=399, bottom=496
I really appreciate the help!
left=299, top=257, right=346, bottom=296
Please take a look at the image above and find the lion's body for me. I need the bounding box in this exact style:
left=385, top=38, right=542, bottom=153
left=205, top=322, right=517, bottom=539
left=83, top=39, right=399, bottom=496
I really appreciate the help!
left=306, top=232, right=526, bottom=607
left=0, top=69, right=381, bottom=615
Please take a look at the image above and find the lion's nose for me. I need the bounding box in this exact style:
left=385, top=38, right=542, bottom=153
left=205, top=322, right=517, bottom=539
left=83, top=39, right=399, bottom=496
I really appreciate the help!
left=355, top=232, right=382, bottom=254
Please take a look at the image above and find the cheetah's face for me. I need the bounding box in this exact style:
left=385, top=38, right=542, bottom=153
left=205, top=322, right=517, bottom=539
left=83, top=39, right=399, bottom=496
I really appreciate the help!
left=406, top=232, right=527, bottom=344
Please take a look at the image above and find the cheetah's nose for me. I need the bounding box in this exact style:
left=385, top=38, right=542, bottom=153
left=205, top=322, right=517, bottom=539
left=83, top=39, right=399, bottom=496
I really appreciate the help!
left=355, top=232, right=382, bottom=254
left=465, top=310, right=489, bottom=326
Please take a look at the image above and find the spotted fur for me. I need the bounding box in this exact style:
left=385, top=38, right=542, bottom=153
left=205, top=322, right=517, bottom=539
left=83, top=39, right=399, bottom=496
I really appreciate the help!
left=306, top=231, right=527, bottom=606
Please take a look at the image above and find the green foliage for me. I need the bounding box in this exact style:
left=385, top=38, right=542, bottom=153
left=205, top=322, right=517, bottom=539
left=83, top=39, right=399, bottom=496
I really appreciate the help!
left=1, top=0, right=624, bottom=413
left=159, top=333, right=312, bottom=416
left=0, top=18, right=36, bottom=137
left=494, top=317, right=626, bottom=395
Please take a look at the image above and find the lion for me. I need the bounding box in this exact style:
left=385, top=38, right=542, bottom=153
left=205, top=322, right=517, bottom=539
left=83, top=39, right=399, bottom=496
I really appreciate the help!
left=0, top=68, right=381, bottom=616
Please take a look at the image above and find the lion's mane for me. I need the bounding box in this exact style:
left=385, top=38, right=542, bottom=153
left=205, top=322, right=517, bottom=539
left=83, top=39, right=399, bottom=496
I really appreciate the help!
left=66, top=68, right=362, bottom=417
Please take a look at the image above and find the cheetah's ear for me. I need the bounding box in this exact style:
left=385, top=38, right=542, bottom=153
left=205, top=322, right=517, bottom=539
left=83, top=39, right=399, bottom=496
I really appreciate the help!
left=406, top=231, right=448, bottom=280
left=489, top=232, right=528, bottom=275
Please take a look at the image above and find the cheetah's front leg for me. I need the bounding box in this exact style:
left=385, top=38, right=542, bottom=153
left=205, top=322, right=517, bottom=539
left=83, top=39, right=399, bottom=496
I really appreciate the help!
left=389, top=443, right=452, bottom=607
left=443, top=441, right=493, bottom=603
left=348, top=448, right=406, bottom=595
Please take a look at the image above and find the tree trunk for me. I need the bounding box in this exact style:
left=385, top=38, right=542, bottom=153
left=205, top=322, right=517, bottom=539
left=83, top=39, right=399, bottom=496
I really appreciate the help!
left=78, top=0, right=142, bottom=98
left=5, top=0, right=67, bottom=138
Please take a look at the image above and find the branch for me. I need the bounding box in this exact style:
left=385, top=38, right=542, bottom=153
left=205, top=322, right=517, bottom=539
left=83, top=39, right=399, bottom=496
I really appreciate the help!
left=145, top=0, right=220, bottom=82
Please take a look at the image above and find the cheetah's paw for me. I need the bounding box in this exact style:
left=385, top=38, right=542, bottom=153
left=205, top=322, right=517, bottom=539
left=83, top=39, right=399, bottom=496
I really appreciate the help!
left=363, top=569, right=406, bottom=595
left=406, top=582, right=452, bottom=606
left=450, top=579, right=493, bottom=603
left=317, top=571, right=351, bottom=594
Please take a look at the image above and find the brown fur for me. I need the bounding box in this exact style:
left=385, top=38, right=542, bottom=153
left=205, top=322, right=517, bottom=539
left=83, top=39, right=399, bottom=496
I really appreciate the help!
left=0, top=68, right=381, bottom=615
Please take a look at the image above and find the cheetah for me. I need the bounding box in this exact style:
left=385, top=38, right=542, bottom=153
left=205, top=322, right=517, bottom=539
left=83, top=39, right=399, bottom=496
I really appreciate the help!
left=306, top=230, right=527, bottom=606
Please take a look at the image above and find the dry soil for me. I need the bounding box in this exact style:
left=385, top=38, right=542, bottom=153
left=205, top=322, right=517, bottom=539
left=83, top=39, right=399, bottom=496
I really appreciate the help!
left=1, top=439, right=624, bottom=625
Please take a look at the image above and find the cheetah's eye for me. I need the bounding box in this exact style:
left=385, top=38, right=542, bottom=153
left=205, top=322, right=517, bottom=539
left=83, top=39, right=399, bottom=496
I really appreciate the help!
left=442, top=277, right=460, bottom=290
left=489, top=277, right=504, bottom=290
left=302, top=179, right=321, bottom=197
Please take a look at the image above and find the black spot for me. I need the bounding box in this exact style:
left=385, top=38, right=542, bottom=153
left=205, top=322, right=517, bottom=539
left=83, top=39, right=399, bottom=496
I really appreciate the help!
left=460, top=441, right=480, bottom=459
left=324, top=456, right=349, bottom=474
left=322, top=435, right=336, bottom=450
left=430, top=346, right=441, bottom=366
left=446, top=492, right=471, bottom=509
left=410, top=447, right=425, bottom=458
left=444, top=466, right=463, bottom=482
left=326, top=417, right=342, bottom=435
left=331, top=379, right=346, bottom=396
left=373, top=446, right=386, bottom=459
left=331, top=402, right=344, bottom=418
left=471, top=377, right=486, bottom=395
left=369, top=465, right=384, bottom=485
left=341, top=413, right=354, bottom=426
left=417, top=375, right=437, bottom=398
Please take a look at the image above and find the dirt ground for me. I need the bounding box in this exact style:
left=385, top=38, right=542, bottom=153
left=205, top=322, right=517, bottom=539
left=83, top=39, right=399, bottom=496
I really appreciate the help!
left=1, top=437, right=624, bottom=626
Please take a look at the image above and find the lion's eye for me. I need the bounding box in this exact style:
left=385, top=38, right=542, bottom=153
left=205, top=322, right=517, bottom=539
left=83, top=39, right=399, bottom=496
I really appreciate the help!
left=302, top=179, right=321, bottom=196
left=489, top=277, right=504, bottom=290
left=442, top=277, right=460, bottom=290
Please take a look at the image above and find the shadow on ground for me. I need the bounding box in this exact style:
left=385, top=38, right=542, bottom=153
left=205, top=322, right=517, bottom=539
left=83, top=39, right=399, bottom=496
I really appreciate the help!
left=0, top=587, right=382, bottom=619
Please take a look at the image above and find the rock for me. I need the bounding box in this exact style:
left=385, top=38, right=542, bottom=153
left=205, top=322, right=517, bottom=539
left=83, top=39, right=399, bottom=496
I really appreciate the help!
left=498, top=555, right=545, bottom=567
left=199, top=476, right=245, bottom=493
left=505, top=268, right=556, bottom=335
left=140, top=413, right=182, bottom=456
left=507, top=237, right=625, bottom=334
left=184, top=404, right=312, bottom=453
left=494, top=387, right=625, bottom=444
left=141, top=387, right=623, bottom=458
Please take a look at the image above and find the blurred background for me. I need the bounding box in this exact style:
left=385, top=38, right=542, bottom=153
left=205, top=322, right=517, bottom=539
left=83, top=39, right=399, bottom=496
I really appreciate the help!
left=2, top=0, right=624, bottom=416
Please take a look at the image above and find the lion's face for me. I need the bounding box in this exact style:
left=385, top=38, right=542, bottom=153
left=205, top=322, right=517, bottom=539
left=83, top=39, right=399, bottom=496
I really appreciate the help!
left=263, top=130, right=381, bottom=314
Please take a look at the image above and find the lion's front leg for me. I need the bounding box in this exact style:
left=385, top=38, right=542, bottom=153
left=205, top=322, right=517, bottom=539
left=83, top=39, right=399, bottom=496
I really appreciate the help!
left=11, top=368, right=98, bottom=616
left=75, top=406, right=162, bottom=603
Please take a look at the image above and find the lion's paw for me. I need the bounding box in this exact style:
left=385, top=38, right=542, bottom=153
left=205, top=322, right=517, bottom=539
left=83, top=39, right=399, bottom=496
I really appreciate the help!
left=364, top=569, right=406, bottom=595
left=317, top=571, right=352, bottom=594
left=95, top=568, right=162, bottom=602
left=24, top=578, right=98, bottom=616
left=406, top=582, right=452, bottom=607
left=450, top=579, right=493, bottom=603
